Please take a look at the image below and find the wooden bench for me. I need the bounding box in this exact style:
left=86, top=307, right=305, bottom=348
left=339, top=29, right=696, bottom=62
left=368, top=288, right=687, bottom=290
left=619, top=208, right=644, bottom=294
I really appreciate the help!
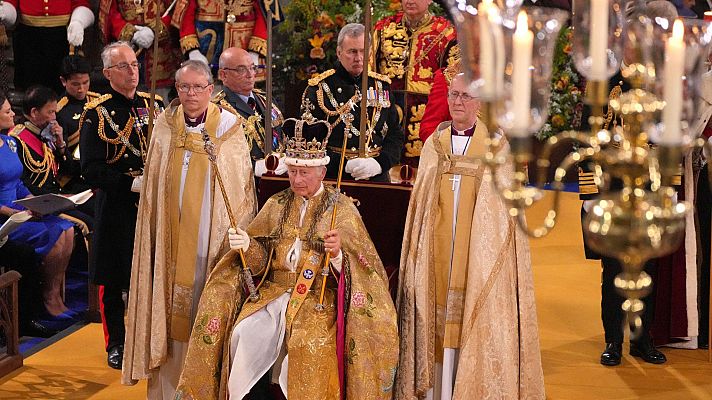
left=0, top=270, right=23, bottom=377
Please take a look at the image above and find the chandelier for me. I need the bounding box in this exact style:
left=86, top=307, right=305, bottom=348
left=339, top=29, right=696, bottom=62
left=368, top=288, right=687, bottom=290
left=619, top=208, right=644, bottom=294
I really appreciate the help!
left=447, top=0, right=712, bottom=336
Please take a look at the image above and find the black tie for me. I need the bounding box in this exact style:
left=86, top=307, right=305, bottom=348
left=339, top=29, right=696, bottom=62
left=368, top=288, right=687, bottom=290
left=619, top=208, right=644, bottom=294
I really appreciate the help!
left=247, top=97, right=256, bottom=112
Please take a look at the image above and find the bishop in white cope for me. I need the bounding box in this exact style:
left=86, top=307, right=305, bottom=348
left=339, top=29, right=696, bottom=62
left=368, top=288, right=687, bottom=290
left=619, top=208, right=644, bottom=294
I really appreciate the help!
left=395, top=74, right=545, bottom=399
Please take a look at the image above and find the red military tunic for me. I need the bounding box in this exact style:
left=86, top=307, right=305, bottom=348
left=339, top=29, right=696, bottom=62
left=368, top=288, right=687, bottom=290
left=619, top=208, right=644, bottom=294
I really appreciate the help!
left=419, top=45, right=461, bottom=142
left=6, top=0, right=88, bottom=27
left=98, top=0, right=196, bottom=87
left=171, top=0, right=280, bottom=80
left=372, top=11, right=456, bottom=167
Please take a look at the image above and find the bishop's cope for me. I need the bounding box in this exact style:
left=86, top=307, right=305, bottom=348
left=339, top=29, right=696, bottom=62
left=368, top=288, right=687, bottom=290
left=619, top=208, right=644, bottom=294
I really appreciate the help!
left=175, top=116, right=399, bottom=400
left=396, top=73, right=545, bottom=400
left=300, top=23, right=404, bottom=182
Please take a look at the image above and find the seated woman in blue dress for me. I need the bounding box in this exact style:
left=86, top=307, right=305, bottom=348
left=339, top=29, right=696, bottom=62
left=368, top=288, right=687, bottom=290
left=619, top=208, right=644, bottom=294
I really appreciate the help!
left=0, top=92, right=75, bottom=318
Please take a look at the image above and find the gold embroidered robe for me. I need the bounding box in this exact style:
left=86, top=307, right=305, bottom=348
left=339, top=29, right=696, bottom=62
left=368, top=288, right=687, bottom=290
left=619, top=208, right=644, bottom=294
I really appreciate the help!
left=122, top=101, right=257, bottom=385
left=395, top=122, right=545, bottom=399
left=175, top=185, right=398, bottom=400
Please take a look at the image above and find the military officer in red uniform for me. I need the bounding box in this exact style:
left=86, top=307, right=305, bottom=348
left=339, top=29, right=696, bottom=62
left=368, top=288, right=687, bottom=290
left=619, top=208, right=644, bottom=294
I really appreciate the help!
left=98, top=0, right=199, bottom=93
left=171, top=0, right=281, bottom=80
left=372, top=0, right=456, bottom=167
left=0, top=0, right=94, bottom=94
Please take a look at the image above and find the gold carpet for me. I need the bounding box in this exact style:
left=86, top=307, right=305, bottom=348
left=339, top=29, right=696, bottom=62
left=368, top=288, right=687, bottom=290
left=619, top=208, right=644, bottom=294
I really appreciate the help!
left=1, top=192, right=712, bottom=399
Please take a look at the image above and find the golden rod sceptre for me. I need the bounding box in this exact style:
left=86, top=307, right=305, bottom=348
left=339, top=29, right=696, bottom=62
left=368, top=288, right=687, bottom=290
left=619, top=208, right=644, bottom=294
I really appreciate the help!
left=202, top=130, right=260, bottom=301
left=316, top=110, right=353, bottom=309
left=264, top=5, right=274, bottom=155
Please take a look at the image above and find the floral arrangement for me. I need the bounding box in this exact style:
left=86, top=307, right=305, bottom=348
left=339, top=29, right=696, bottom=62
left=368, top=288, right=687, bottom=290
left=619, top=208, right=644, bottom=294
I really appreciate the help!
left=536, top=26, right=584, bottom=141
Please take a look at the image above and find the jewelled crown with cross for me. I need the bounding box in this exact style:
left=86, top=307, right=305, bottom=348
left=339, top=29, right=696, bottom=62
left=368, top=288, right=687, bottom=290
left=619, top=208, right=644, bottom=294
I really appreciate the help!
left=282, top=117, right=332, bottom=167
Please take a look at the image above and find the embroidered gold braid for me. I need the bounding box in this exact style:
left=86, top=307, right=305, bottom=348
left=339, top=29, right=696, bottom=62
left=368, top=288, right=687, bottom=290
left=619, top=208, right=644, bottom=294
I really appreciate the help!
left=16, top=139, right=53, bottom=186
left=97, top=106, right=149, bottom=164
left=408, top=29, right=448, bottom=74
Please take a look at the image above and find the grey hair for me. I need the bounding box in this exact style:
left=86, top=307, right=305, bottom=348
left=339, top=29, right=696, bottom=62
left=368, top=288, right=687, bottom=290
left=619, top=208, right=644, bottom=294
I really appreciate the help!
left=176, top=59, right=214, bottom=84
left=337, top=23, right=365, bottom=47
left=101, top=41, right=133, bottom=68
left=625, top=0, right=678, bottom=23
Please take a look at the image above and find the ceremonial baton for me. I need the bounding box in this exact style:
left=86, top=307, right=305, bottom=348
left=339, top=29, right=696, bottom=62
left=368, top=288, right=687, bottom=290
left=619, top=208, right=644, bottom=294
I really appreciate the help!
left=316, top=107, right=354, bottom=309
left=202, top=130, right=260, bottom=301
left=264, top=5, right=274, bottom=156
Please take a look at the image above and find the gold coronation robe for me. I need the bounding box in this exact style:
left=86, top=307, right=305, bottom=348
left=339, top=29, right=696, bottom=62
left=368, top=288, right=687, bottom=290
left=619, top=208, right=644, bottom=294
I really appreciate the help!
left=175, top=185, right=398, bottom=400
left=122, top=101, right=257, bottom=387
left=396, top=122, right=544, bottom=399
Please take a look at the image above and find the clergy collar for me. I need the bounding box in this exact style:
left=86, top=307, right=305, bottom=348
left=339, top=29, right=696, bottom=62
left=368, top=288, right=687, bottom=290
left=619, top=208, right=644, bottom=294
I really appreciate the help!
left=184, top=109, right=208, bottom=127
left=451, top=123, right=475, bottom=137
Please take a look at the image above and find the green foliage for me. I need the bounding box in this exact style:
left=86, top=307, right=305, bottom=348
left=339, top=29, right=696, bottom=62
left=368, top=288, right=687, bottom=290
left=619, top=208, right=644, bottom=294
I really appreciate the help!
left=536, top=26, right=584, bottom=141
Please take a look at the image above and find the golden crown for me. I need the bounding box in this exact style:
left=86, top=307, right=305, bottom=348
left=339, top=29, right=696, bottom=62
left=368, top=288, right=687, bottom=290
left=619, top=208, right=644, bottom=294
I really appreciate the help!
left=283, top=118, right=332, bottom=166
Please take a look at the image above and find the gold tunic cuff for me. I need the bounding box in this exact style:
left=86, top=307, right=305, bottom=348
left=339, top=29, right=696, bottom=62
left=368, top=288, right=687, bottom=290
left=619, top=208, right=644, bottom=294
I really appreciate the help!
left=180, top=34, right=200, bottom=54
left=248, top=36, right=267, bottom=56
left=119, top=23, right=137, bottom=42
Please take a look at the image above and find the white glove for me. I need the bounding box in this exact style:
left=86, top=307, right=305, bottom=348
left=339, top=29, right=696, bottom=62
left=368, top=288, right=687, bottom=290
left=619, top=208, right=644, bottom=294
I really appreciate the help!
left=228, top=227, right=249, bottom=252
left=67, top=6, right=94, bottom=46
left=254, top=159, right=268, bottom=177
left=131, top=175, right=143, bottom=193
left=0, top=2, right=17, bottom=26
left=582, top=200, right=595, bottom=213
left=188, top=49, right=209, bottom=64
left=132, top=25, right=154, bottom=49
left=274, top=156, right=288, bottom=175
left=345, top=157, right=382, bottom=180
left=703, top=136, right=712, bottom=160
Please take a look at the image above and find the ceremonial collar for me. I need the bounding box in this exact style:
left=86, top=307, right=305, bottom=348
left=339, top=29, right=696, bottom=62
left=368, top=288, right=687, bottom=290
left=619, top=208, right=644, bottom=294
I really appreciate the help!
left=23, top=120, right=42, bottom=135
left=63, top=92, right=86, bottom=105
left=451, top=123, right=475, bottom=137
left=108, top=87, right=139, bottom=107
left=335, top=62, right=360, bottom=85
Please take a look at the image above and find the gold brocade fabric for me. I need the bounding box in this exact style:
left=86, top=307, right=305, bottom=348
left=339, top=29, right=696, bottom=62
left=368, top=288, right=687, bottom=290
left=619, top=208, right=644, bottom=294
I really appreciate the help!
left=395, top=122, right=545, bottom=399
left=168, top=104, right=219, bottom=342
left=122, top=101, right=257, bottom=385
left=432, top=124, right=486, bottom=356
left=175, top=186, right=399, bottom=400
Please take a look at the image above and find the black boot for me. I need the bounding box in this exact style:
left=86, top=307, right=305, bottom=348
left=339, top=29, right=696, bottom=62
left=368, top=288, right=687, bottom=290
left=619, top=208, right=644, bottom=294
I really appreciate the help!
left=600, top=342, right=622, bottom=366
left=107, top=344, right=124, bottom=370
left=630, top=339, right=666, bottom=364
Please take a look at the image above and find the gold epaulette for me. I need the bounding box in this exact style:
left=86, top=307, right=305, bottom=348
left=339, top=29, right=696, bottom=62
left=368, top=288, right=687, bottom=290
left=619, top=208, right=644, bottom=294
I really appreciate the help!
left=84, top=93, right=112, bottom=110
left=56, top=96, right=69, bottom=112
left=137, top=91, right=164, bottom=102
left=86, top=91, right=101, bottom=99
left=253, top=88, right=265, bottom=95
left=308, top=69, right=335, bottom=86
left=211, top=90, right=226, bottom=103
left=368, top=70, right=391, bottom=84
left=8, top=124, right=24, bottom=137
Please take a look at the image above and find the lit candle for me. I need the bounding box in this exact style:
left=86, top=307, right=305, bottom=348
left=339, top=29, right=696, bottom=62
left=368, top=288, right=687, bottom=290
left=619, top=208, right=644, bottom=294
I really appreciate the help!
left=478, top=0, right=495, bottom=97
left=589, top=0, right=609, bottom=81
left=662, top=19, right=685, bottom=145
left=511, top=11, right=533, bottom=136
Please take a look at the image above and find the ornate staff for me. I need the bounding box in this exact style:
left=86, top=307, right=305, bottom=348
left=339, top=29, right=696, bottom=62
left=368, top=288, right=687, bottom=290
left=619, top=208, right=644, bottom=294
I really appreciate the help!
left=358, top=0, right=372, bottom=157
left=264, top=4, right=273, bottom=155
left=316, top=111, right=354, bottom=309
left=202, top=130, right=260, bottom=301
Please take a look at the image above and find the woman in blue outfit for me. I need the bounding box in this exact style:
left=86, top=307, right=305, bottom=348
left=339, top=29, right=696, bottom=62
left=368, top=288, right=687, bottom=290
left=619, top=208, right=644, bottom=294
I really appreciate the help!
left=0, top=93, right=75, bottom=317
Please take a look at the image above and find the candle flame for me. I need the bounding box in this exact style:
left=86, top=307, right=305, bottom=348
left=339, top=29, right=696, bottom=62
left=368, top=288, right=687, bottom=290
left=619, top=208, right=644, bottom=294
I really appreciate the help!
left=516, top=11, right=528, bottom=35
left=673, top=19, right=684, bottom=41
